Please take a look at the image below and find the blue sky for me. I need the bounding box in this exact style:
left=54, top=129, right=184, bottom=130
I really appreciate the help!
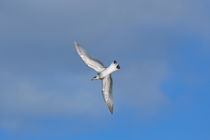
left=0, top=0, right=210, bottom=139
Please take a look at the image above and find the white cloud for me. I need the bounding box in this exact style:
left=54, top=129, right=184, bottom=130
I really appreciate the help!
left=0, top=0, right=210, bottom=45
left=115, top=58, right=169, bottom=113
left=0, top=0, right=209, bottom=131
left=0, top=72, right=104, bottom=128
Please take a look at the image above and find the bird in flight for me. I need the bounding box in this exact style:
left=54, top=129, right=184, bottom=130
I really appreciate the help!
left=73, top=41, right=120, bottom=114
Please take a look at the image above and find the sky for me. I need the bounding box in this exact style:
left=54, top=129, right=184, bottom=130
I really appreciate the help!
left=0, top=0, right=210, bottom=139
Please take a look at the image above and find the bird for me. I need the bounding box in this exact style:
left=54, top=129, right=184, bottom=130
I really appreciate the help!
left=73, top=41, right=120, bottom=114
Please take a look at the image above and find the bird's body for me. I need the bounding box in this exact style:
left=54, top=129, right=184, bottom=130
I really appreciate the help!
left=98, top=62, right=120, bottom=79
left=73, top=41, right=120, bottom=114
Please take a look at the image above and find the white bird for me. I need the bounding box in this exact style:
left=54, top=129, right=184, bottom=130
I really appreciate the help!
left=73, top=41, right=120, bottom=114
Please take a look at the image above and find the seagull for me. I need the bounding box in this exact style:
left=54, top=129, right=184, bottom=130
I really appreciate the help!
left=73, top=41, right=120, bottom=114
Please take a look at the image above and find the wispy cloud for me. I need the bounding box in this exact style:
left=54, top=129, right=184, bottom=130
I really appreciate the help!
left=0, top=0, right=209, bottom=132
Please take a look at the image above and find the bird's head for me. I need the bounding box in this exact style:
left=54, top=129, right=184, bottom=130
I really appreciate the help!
left=113, top=60, right=120, bottom=70
left=91, top=75, right=100, bottom=80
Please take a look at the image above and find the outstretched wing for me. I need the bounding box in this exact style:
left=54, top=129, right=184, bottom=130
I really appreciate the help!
left=102, top=74, right=113, bottom=114
left=73, top=41, right=105, bottom=72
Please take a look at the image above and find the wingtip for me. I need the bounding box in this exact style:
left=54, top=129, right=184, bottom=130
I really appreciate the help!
left=73, top=41, right=79, bottom=47
left=108, top=105, right=114, bottom=114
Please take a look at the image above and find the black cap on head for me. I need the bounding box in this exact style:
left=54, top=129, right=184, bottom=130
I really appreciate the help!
left=116, top=64, right=120, bottom=69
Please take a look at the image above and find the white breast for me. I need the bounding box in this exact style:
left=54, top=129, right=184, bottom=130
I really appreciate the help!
left=99, top=62, right=120, bottom=78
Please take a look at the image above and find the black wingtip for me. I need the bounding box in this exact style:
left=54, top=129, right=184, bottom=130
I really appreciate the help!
left=113, top=60, right=117, bottom=64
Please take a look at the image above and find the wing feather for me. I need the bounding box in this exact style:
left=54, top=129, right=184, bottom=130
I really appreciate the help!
left=73, top=41, right=105, bottom=72
left=102, top=75, right=113, bottom=114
